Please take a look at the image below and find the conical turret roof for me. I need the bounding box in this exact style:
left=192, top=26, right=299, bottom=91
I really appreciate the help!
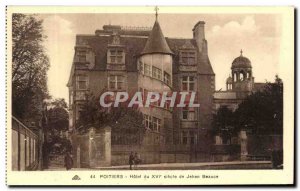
left=141, top=21, right=173, bottom=55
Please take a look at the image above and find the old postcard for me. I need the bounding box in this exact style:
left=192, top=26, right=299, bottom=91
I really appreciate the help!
left=6, top=6, right=294, bottom=185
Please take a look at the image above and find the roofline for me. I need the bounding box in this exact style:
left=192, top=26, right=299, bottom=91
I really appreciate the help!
left=139, top=51, right=174, bottom=56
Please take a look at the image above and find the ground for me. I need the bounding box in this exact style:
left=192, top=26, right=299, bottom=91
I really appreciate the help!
left=47, top=157, right=272, bottom=170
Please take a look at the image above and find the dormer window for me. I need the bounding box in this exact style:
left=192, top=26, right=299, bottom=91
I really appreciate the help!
left=180, top=51, right=196, bottom=65
left=77, top=50, right=87, bottom=62
left=108, top=49, right=124, bottom=64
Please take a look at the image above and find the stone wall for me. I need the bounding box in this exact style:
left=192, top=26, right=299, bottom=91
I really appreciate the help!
left=72, top=127, right=111, bottom=168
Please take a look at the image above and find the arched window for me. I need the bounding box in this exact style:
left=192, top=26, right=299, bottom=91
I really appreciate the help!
left=239, top=72, right=244, bottom=81
left=227, top=83, right=232, bottom=90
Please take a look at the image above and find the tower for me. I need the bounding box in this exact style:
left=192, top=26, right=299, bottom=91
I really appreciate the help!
left=231, top=50, right=254, bottom=98
left=137, top=10, right=173, bottom=146
left=226, top=75, right=233, bottom=91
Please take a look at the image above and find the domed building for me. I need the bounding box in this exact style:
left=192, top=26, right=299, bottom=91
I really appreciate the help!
left=214, top=50, right=266, bottom=111
left=231, top=50, right=254, bottom=97
left=212, top=50, right=281, bottom=162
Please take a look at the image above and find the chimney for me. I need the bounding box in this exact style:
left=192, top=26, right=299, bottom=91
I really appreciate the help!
left=103, top=25, right=121, bottom=32
left=193, top=21, right=205, bottom=52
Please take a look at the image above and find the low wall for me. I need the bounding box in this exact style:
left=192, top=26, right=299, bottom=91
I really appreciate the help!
left=11, top=116, right=40, bottom=171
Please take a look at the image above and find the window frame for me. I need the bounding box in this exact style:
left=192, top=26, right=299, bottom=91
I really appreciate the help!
left=180, top=51, right=196, bottom=65
left=76, top=75, right=88, bottom=90
left=182, top=107, right=196, bottom=121
left=152, top=117, right=161, bottom=132
left=108, top=75, right=124, bottom=90
left=77, top=50, right=87, bottom=62
left=182, top=131, right=188, bottom=145
left=164, top=71, right=171, bottom=86
left=143, top=114, right=161, bottom=132
left=182, top=76, right=195, bottom=91
left=181, top=131, right=197, bottom=145
left=152, top=66, right=162, bottom=80
left=109, top=49, right=124, bottom=64
left=144, top=64, right=151, bottom=76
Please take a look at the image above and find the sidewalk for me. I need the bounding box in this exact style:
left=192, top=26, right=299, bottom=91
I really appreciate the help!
left=94, top=161, right=272, bottom=170
left=47, top=161, right=272, bottom=170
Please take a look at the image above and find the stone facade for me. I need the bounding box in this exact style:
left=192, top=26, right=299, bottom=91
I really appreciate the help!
left=67, top=18, right=215, bottom=166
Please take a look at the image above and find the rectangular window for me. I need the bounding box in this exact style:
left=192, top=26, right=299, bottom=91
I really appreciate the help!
left=109, top=75, right=124, bottom=90
left=144, top=64, right=151, bottom=76
left=182, top=110, right=188, bottom=120
left=182, top=76, right=195, bottom=91
left=144, top=115, right=160, bottom=132
left=77, top=50, right=86, bottom=62
left=182, top=131, right=188, bottom=145
left=139, top=60, right=143, bottom=73
left=190, top=131, right=197, bottom=145
left=181, top=131, right=197, bottom=145
left=76, top=105, right=83, bottom=120
left=182, top=107, right=196, bottom=120
left=152, top=117, right=161, bottom=132
left=144, top=114, right=152, bottom=130
left=110, top=49, right=123, bottom=64
left=164, top=72, right=171, bottom=86
left=76, top=75, right=88, bottom=90
left=152, top=66, right=162, bottom=80
left=181, top=51, right=196, bottom=65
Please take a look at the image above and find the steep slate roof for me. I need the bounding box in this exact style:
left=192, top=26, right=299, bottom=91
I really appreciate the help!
left=140, top=21, right=173, bottom=55
left=76, top=35, right=147, bottom=72
left=74, top=26, right=214, bottom=75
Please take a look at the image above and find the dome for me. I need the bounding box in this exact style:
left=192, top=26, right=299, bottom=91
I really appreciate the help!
left=231, top=50, right=251, bottom=69
left=226, top=76, right=233, bottom=83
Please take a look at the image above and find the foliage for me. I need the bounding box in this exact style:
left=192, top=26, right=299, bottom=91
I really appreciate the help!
left=212, top=75, right=283, bottom=137
left=47, top=98, right=69, bottom=132
left=46, top=98, right=70, bottom=155
left=76, top=94, right=145, bottom=135
left=212, top=106, right=235, bottom=140
left=12, top=13, right=50, bottom=124
left=48, top=136, right=72, bottom=155
left=235, top=75, right=283, bottom=134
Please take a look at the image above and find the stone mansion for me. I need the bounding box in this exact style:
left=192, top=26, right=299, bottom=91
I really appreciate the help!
left=67, top=15, right=271, bottom=166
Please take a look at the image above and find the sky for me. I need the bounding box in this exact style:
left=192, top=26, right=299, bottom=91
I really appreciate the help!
left=41, top=13, right=282, bottom=103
